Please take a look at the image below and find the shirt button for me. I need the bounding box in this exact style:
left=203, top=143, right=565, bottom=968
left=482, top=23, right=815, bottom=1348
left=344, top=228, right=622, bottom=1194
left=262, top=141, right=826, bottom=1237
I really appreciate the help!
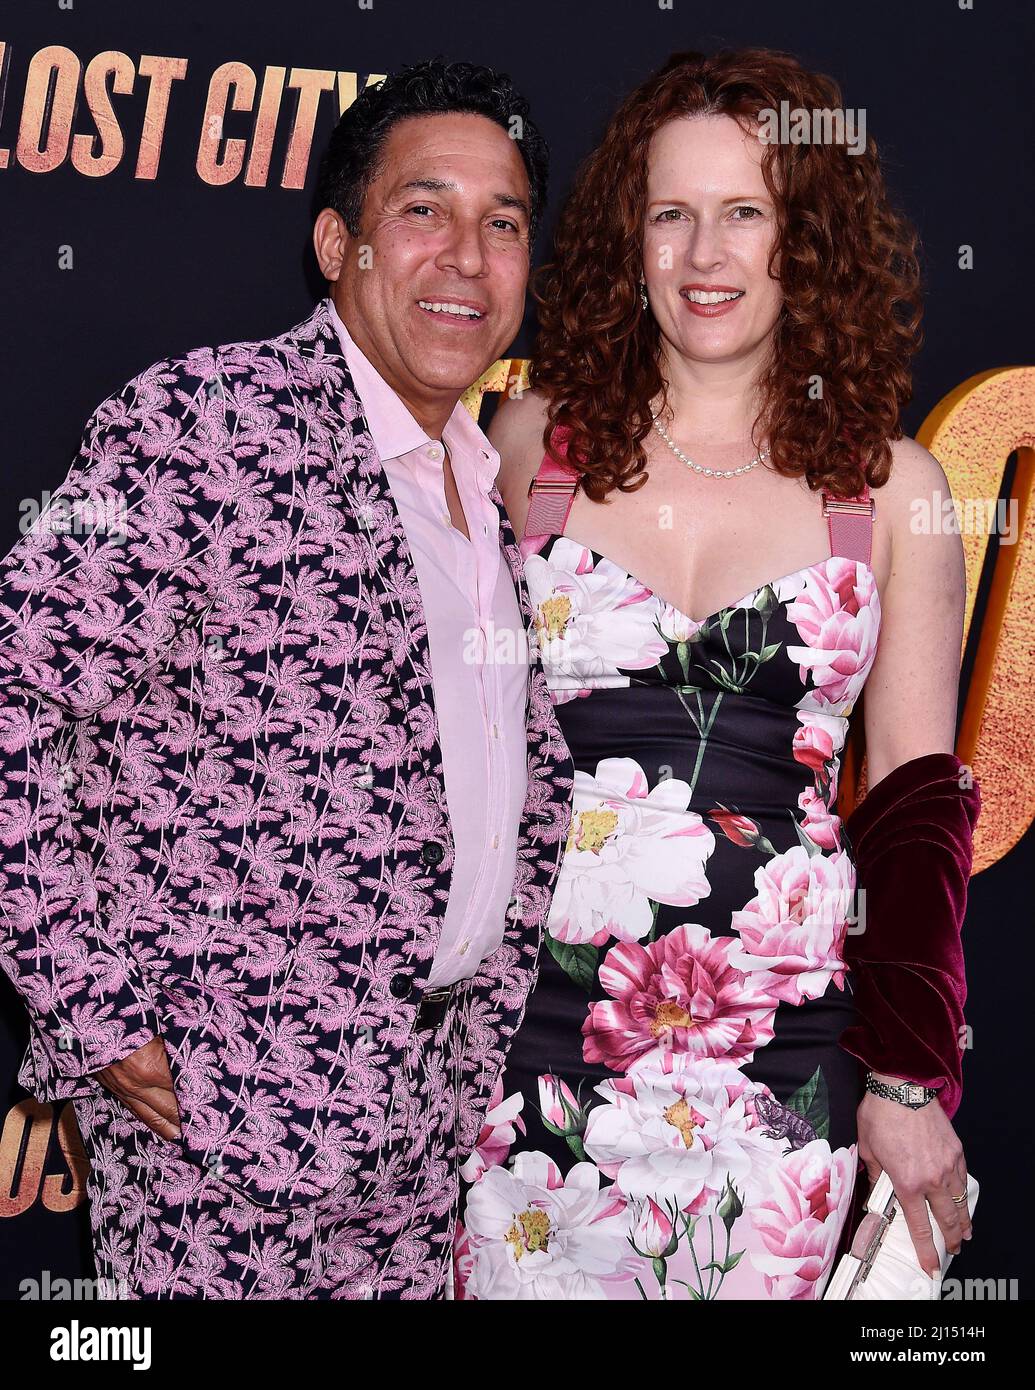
left=442, top=513, right=451, bottom=526
left=491, top=723, right=499, bottom=738
left=458, top=941, right=470, bottom=955
left=427, top=444, right=442, bottom=461
left=389, top=974, right=413, bottom=999
left=491, top=833, right=499, bottom=849
left=421, top=841, right=445, bottom=866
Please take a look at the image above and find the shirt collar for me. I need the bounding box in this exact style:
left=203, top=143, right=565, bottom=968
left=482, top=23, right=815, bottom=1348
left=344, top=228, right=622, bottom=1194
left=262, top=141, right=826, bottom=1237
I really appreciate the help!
left=325, top=296, right=499, bottom=484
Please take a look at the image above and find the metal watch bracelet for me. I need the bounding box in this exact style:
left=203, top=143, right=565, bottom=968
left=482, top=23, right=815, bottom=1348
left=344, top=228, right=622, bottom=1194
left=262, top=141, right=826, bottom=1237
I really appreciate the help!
left=864, top=1072, right=940, bottom=1109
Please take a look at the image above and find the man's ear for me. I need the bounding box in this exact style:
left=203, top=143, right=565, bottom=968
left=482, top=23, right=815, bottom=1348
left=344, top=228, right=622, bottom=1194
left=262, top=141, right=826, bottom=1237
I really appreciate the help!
left=313, top=207, right=350, bottom=282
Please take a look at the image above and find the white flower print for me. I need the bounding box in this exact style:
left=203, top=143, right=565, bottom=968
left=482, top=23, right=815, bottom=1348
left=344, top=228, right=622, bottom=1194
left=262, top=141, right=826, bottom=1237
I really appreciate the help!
left=657, top=603, right=704, bottom=643
left=583, top=1053, right=785, bottom=1208
left=523, top=539, right=668, bottom=703
left=547, top=756, right=715, bottom=946
left=461, top=1151, right=634, bottom=1300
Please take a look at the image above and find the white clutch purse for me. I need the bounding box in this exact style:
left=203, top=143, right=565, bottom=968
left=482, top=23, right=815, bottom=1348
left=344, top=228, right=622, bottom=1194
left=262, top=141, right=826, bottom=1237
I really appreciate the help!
left=823, top=1168, right=979, bottom=1300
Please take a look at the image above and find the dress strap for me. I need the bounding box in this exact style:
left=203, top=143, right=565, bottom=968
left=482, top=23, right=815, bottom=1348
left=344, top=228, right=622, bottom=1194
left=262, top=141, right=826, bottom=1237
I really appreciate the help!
left=822, top=482, right=875, bottom=566
left=522, top=426, right=581, bottom=550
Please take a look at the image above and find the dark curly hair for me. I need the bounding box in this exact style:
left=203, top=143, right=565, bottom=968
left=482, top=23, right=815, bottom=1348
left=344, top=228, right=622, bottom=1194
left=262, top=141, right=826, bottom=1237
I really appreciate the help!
left=314, top=56, right=549, bottom=247
left=530, top=47, right=923, bottom=501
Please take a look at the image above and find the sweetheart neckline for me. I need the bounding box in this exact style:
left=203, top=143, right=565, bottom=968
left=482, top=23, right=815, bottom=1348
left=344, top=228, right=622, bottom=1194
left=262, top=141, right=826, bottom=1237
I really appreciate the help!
left=530, top=531, right=881, bottom=630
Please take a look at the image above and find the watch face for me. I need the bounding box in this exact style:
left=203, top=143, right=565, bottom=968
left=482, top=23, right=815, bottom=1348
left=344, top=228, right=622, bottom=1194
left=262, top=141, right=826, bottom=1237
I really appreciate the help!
left=906, top=1085, right=925, bottom=1105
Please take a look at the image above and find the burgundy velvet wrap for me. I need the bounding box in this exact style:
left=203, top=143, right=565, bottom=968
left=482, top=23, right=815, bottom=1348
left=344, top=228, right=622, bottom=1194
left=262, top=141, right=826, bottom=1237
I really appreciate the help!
left=837, top=751, right=982, bottom=1121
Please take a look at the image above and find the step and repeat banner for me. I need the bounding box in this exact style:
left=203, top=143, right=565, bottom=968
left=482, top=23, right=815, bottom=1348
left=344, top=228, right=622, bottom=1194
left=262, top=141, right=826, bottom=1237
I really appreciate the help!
left=1, top=1, right=1032, bottom=1303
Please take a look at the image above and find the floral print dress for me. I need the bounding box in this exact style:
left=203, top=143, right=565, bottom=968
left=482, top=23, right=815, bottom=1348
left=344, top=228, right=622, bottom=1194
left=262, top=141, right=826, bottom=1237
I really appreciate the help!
left=453, top=459, right=882, bottom=1301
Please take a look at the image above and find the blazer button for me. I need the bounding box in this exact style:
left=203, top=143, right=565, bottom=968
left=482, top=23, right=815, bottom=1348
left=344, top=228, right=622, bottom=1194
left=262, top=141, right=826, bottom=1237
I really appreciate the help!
left=420, top=841, right=444, bottom=866
left=389, top=974, right=412, bottom=999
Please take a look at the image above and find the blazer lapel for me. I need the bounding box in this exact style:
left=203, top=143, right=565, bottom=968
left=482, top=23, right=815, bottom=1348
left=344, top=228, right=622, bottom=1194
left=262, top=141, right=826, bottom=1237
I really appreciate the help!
left=288, top=294, right=572, bottom=894
left=288, top=297, right=442, bottom=729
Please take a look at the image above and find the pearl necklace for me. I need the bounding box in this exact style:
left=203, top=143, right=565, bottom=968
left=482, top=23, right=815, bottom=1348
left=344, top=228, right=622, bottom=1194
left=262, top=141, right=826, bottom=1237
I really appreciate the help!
left=651, top=414, right=770, bottom=478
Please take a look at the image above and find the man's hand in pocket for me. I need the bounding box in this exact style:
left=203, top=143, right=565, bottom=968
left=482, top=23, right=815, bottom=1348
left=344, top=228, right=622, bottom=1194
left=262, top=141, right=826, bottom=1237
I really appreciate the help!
left=93, top=1036, right=182, bottom=1140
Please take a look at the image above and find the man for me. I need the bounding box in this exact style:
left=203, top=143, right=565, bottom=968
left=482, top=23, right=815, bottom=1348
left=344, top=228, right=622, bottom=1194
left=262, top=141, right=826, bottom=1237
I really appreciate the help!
left=0, top=59, right=572, bottom=1299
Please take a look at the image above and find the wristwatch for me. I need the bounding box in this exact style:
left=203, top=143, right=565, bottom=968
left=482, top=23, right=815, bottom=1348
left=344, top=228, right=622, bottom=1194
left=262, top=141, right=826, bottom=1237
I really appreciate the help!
left=864, top=1072, right=940, bottom=1109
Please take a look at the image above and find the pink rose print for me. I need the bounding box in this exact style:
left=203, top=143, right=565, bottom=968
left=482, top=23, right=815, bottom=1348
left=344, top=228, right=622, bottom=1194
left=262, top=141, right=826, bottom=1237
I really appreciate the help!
left=749, top=1140, right=859, bottom=1299
left=798, top=783, right=841, bottom=850
left=582, top=923, right=780, bottom=1071
left=708, top=807, right=762, bottom=847
left=729, top=845, right=855, bottom=1004
left=460, top=1079, right=527, bottom=1183
left=785, top=558, right=881, bottom=711
left=792, top=715, right=837, bottom=772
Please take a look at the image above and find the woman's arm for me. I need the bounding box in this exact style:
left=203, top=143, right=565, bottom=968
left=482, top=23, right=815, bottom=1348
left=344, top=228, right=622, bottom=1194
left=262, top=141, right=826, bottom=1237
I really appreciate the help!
left=486, top=387, right=552, bottom=541
left=852, top=435, right=974, bottom=1274
left=862, top=436, right=968, bottom=787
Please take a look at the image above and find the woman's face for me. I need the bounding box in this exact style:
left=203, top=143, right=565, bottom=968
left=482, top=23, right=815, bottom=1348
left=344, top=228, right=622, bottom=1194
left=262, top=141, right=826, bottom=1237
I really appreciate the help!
left=642, top=113, right=783, bottom=368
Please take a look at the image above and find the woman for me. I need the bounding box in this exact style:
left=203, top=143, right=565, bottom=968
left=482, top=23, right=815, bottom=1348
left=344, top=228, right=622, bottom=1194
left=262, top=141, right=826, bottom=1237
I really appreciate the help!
left=453, top=48, right=975, bottom=1299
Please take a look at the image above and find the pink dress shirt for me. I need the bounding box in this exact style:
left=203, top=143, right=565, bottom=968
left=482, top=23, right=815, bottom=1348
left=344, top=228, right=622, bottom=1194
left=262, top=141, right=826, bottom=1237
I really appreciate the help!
left=328, top=301, right=529, bottom=988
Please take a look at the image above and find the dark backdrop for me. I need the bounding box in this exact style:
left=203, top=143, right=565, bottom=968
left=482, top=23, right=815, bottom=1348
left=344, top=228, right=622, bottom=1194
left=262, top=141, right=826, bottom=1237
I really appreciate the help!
left=1, top=0, right=1031, bottom=1300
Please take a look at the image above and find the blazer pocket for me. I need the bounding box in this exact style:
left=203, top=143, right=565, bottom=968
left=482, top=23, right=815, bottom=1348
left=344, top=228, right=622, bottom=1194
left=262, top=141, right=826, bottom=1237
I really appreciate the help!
left=150, top=972, right=409, bottom=1213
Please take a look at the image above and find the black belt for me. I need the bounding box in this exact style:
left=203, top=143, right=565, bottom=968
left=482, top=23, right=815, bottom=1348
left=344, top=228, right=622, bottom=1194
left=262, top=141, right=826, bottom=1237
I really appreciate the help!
left=414, top=983, right=457, bottom=1031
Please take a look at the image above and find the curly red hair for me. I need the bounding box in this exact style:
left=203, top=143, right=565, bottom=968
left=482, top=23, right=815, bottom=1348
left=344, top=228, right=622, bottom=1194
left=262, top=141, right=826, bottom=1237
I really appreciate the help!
left=528, top=47, right=923, bottom=501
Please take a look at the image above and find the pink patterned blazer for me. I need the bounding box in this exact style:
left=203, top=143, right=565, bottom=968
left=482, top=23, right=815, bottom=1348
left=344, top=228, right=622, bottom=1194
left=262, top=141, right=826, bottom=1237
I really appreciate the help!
left=0, top=296, right=574, bottom=1211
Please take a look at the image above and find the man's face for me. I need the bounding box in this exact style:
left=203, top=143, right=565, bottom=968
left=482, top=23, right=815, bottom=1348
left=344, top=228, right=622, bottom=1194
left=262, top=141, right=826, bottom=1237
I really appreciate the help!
left=315, top=112, right=532, bottom=408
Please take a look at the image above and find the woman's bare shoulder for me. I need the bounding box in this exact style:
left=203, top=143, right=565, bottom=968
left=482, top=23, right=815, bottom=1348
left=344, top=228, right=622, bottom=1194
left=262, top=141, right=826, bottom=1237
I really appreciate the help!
left=884, top=434, right=949, bottom=489
left=878, top=435, right=966, bottom=604
left=879, top=435, right=957, bottom=534
left=485, top=387, right=554, bottom=540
